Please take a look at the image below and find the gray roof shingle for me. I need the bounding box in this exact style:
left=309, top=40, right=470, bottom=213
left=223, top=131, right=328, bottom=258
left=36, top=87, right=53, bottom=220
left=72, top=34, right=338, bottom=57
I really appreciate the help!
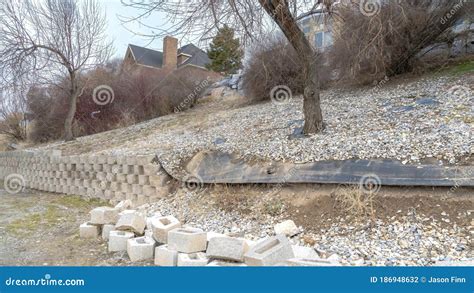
left=128, top=43, right=210, bottom=69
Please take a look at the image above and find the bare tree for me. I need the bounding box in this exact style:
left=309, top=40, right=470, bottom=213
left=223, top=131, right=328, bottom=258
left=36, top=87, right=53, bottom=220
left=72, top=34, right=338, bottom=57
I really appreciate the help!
left=0, top=84, right=28, bottom=142
left=0, top=0, right=113, bottom=141
left=120, top=0, right=335, bottom=134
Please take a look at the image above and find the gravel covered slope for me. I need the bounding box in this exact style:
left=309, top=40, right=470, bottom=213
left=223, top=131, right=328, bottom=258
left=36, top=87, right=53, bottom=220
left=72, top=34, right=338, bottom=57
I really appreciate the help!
left=32, top=73, right=473, bottom=172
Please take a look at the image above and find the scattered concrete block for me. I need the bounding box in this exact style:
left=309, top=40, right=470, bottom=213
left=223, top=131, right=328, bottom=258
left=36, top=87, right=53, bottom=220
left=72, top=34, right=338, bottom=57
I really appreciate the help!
left=115, top=210, right=146, bottom=235
left=177, top=252, right=209, bottom=266
left=206, top=236, right=249, bottom=262
left=292, top=245, right=319, bottom=259
left=206, top=231, right=227, bottom=242
left=127, top=236, right=156, bottom=262
left=207, top=260, right=247, bottom=267
left=154, top=245, right=178, bottom=266
left=168, top=227, right=207, bottom=253
left=108, top=230, right=134, bottom=252
left=244, top=235, right=294, bottom=266
left=279, top=258, right=341, bottom=266
left=274, top=220, right=300, bottom=237
left=114, top=200, right=133, bottom=211
left=151, top=215, right=181, bottom=243
left=102, top=224, right=115, bottom=240
left=146, top=213, right=163, bottom=230
left=79, top=222, right=100, bottom=238
left=90, top=206, right=119, bottom=225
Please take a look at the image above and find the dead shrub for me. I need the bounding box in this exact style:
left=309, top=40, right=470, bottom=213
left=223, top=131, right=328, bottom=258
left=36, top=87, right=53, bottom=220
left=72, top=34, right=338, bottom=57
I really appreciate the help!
left=27, top=64, right=210, bottom=142
left=334, top=186, right=376, bottom=220
left=330, top=0, right=473, bottom=84
left=242, top=36, right=305, bottom=102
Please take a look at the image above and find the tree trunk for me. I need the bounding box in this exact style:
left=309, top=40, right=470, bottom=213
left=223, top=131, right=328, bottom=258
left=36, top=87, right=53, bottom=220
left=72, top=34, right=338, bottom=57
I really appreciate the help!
left=64, top=77, right=79, bottom=141
left=303, top=61, right=324, bottom=134
left=258, top=0, right=324, bottom=134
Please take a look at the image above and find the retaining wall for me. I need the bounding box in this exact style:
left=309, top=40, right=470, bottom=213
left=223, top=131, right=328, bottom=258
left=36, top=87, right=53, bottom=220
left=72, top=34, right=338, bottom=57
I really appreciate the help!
left=0, top=150, right=172, bottom=205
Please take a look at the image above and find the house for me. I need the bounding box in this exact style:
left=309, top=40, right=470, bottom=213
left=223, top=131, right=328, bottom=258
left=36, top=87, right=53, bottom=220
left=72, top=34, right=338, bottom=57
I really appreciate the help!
left=123, top=36, right=221, bottom=82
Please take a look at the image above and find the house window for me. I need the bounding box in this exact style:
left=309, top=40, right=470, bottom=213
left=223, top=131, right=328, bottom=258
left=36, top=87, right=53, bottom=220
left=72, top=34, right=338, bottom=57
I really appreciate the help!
left=315, top=32, right=324, bottom=48
left=325, top=31, right=333, bottom=47
left=303, top=26, right=310, bottom=34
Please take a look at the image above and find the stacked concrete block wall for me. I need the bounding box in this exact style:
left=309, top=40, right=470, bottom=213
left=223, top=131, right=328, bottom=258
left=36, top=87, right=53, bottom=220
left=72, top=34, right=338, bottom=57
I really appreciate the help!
left=0, top=150, right=171, bottom=205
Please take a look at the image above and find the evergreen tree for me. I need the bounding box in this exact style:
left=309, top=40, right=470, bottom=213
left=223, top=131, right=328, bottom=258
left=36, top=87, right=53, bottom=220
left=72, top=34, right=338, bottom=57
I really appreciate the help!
left=206, top=25, right=243, bottom=75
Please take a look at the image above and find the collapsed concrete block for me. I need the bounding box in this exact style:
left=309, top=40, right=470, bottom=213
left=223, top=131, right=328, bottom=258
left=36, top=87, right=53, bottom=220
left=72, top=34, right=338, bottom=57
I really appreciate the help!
left=206, top=236, right=249, bottom=262
left=127, top=236, right=156, bottom=262
left=274, top=220, right=300, bottom=237
left=151, top=215, right=181, bottom=243
left=206, top=231, right=227, bottom=242
left=168, top=227, right=207, bottom=253
left=207, top=260, right=247, bottom=267
left=177, top=252, right=209, bottom=266
left=279, top=258, right=341, bottom=267
left=154, top=245, right=178, bottom=266
left=244, top=235, right=294, bottom=266
left=146, top=213, right=163, bottom=229
left=90, top=206, right=119, bottom=225
left=79, top=222, right=100, bottom=238
left=115, top=210, right=146, bottom=235
left=114, top=200, right=133, bottom=211
left=102, top=224, right=115, bottom=241
left=292, top=245, right=319, bottom=259
left=108, top=230, right=134, bottom=252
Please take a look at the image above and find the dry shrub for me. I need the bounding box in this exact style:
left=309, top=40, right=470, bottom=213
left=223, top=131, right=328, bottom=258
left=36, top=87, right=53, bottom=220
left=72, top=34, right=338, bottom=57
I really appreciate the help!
left=334, top=186, right=376, bottom=220
left=0, top=113, right=26, bottom=142
left=242, top=36, right=305, bottom=102
left=27, top=64, right=211, bottom=142
left=330, top=0, right=473, bottom=84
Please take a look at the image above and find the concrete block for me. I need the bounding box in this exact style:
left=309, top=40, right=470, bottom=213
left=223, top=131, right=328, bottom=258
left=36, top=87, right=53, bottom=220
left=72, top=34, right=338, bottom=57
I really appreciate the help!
left=206, top=236, right=249, bottom=262
left=207, top=260, right=247, bottom=267
left=102, top=224, right=115, bottom=240
left=90, top=206, right=119, bottom=225
left=138, top=175, right=149, bottom=185
left=292, top=245, right=319, bottom=259
left=244, top=235, right=294, bottom=266
left=127, top=236, right=156, bottom=262
left=149, top=174, right=169, bottom=187
left=79, top=222, right=100, bottom=238
left=115, top=210, right=146, bottom=235
left=177, top=252, right=209, bottom=266
left=279, top=258, right=341, bottom=267
left=108, top=230, right=134, bottom=252
left=154, top=245, right=178, bottom=266
left=126, top=174, right=138, bottom=184
left=168, top=227, right=207, bottom=253
left=274, top=220, right=300, bottom=237
left=151, top=215, right=181, bottom=243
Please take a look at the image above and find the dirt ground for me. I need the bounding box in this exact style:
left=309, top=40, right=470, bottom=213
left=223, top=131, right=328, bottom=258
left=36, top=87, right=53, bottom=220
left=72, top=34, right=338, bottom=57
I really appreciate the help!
left=0, top=183, right=472, bottom=266
left=0, top=189, right=153, bottom=266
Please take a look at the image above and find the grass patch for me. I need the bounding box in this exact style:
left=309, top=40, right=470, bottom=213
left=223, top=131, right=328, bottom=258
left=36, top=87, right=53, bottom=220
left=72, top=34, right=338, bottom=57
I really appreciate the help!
left=437, top=60, right=474, bottom=76
left=6, top=214, right=42, bottom=235
left=52, top=195, right=105, bottom=209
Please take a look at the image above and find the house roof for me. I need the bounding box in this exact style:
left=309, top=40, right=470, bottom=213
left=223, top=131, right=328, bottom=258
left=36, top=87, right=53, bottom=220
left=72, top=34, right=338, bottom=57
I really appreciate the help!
left=178, top=44, right=211, bottom=68
left=127, top=43, right=210, bottom=69
left=128, top=44, right=163, bottom=68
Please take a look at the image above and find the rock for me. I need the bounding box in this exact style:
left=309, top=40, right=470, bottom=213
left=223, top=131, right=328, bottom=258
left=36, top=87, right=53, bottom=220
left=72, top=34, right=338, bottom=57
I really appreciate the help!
left=274, top=220, right=300, bottom=237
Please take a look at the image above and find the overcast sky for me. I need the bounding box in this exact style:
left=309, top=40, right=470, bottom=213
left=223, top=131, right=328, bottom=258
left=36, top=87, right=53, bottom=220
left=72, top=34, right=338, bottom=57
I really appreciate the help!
left=102, top=0, right=170, bottom=58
